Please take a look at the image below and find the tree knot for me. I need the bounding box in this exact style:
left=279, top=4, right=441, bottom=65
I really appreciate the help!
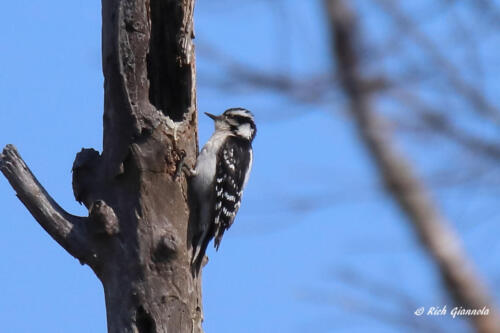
left=89, top=200, right=120, bottom=236
left=154, top=234, right=179, bottom=261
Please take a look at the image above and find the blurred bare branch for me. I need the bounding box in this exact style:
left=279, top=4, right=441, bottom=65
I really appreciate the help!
left=300, top=268, right=453, bottom=333
left=374, top=0, right=500, bottom=125
left=332, top=268, right=455, bottom=333
left=198, top=42, right=337, bottom=105
left=325, top=1, right=500, bottom=332
left=391, top=90, right=500, bottom=161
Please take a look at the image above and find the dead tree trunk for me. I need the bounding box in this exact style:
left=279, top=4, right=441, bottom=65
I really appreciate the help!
left=325, top=1, right=500, bottom=332
left=0, top=0, right=202, bottom=332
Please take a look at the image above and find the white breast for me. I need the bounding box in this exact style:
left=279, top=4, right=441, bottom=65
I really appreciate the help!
left=192, top=131, right=229, bottom=197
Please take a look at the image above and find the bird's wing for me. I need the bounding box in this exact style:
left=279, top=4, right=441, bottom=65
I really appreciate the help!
left=213, top=137, right=252, bottom=249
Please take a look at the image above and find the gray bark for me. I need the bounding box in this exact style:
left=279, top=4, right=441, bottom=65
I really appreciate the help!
left=0, top=0, right=202, bottom=332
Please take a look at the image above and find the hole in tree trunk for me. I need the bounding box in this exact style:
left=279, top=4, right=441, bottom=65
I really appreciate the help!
left=136, top=306, right=156, bottom=333
left=147, top=0, right=192, bottom=122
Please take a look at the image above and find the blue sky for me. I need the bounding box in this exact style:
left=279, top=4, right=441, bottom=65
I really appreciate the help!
left=1, top=1, right=499, bottom=332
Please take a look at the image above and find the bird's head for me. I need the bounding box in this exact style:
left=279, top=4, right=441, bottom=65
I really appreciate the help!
left=205, top=108, right=257, bottom=142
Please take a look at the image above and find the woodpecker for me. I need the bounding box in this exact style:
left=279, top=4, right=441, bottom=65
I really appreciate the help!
left=190, top=108, right=256, bottom=268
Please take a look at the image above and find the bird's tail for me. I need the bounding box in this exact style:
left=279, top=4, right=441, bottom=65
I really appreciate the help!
left=191, top=227, right=211, bottom=275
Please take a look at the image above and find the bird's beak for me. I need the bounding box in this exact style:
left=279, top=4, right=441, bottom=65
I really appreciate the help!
left=204, top=112, right=220, bottom=121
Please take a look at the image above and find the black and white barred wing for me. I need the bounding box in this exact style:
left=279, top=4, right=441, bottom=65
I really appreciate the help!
left=213, top=138, right=252, bottom=250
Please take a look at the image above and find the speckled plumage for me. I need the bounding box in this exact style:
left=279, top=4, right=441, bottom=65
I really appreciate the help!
left=191, top=108, right=256, bottom=267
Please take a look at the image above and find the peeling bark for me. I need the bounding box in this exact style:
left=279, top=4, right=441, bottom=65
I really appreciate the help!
left=1, top=0, right=202, bottom=332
